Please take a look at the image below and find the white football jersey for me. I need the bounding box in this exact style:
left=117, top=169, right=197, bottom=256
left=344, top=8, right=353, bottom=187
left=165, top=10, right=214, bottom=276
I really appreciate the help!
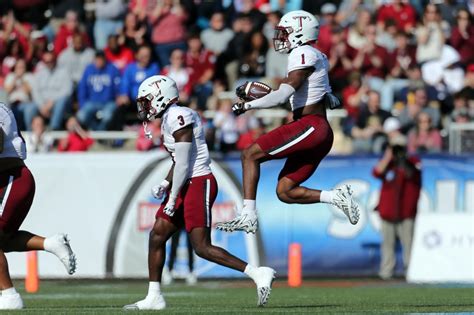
left=161, top=104, right=211, bottom=178
left=287, top=45, right=331, bottom=110
left=0, top=103, right=26, bottom=160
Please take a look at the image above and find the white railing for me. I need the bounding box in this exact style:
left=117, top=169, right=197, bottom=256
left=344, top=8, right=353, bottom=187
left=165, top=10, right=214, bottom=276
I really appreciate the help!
left=22, top=130, right=138, bottom=141
left=448, top=122, right=474, bottom=154
left=23, top=109, right=348, bottom=142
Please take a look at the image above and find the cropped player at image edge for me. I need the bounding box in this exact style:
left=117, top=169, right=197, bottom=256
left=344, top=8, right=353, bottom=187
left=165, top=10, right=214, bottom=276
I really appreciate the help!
left=0, top=103, right=76, bottom=310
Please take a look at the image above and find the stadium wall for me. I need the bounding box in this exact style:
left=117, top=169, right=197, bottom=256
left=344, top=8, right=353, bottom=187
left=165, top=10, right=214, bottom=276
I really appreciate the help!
left=7, top=153, right=474, bottom=281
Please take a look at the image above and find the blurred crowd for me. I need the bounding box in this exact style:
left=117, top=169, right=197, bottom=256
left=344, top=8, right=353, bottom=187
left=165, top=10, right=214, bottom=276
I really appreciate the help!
left=0, top=0, right=473, bottom=154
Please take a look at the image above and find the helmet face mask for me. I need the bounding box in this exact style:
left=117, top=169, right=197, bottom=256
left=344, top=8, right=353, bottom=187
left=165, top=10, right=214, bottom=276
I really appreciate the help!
left=136, top=93, right=158, bottom=122
left=273, top=26, right=292, bottom=53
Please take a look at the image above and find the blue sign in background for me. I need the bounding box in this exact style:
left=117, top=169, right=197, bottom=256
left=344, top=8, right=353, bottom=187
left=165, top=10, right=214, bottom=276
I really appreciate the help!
left=172, top=155, right=474, bottom=278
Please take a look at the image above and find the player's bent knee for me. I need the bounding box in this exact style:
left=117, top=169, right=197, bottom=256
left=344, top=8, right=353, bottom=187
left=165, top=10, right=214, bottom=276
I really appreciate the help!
left=149, top=230, right=166, bottom=247
left=241, top=147, right=253, bottom=162
left=276, top=189, right=295, bottom=204
left=241, top=144, right=263, bottom=162
left=276, top=182, right=298, bottom=204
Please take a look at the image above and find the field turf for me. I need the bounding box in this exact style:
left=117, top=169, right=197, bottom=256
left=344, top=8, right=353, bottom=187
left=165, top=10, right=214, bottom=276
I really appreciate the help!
left=7, top=279, right=474, bottom=314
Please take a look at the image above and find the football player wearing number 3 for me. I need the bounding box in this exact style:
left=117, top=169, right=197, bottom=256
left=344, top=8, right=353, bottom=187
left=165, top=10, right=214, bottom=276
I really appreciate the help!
left=216, top=10, right=360, bottom=234
left=124, top=75, right=275, bottom=310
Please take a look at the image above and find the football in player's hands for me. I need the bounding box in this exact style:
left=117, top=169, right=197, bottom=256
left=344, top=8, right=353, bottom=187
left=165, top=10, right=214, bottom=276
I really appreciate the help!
left=236, top=81, right=272, bottom=102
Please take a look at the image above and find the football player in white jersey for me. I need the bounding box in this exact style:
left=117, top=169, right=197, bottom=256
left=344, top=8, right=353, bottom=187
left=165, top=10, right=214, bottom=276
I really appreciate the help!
left=216, top=10, right=360, bottom=233
left=0, top=103, right=76, bottom=310
left=123, top=75, right=275, bottom=311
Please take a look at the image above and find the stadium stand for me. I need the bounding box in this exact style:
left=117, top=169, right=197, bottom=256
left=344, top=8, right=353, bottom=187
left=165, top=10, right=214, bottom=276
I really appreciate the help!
left=0, top=0, right=473, bottom=154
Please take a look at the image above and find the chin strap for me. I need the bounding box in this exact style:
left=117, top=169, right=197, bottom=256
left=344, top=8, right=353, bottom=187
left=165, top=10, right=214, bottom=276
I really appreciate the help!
left=143, top=121, right=152, bottom=139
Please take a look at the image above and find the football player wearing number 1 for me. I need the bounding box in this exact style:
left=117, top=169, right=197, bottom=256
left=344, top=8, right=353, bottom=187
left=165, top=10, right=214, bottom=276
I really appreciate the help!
left=123, top=75, right=275, bottom=311
left=216, top=10, right=360, bottom=233
left=0, top=103, right=76, bottom=310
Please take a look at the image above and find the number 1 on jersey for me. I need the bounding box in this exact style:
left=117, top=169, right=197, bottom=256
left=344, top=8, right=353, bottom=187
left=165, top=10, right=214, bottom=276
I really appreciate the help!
left=301, top=54, right=305, bottom=65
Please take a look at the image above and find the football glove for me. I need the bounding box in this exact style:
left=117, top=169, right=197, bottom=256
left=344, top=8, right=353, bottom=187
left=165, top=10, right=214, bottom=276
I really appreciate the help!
left=151, top=179, right=170, bottom=200
left=163, top=198, right=176, bottom=217
left=232, top=102, right=247, bottom=116
left=236, top=81, right=251, bottom=101
left=325, top=93, right=342, bottom=110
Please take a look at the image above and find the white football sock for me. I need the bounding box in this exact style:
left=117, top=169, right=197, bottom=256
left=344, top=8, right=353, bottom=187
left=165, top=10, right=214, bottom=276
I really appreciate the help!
left=43, top=237, right=54, bottom=252
left=244, top=264, right=257, bottom=280
left=242, top=199, right=256, bottom=214
left=147, top=282, right=161, bottom=297
left=2, top=287, right=17, bottom=296
left=320, top=190, right=334, bottom=204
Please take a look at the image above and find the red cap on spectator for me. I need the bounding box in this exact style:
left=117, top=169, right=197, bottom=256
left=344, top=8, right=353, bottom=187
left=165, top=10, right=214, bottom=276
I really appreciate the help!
left=467, top=64, right=474, bottom=73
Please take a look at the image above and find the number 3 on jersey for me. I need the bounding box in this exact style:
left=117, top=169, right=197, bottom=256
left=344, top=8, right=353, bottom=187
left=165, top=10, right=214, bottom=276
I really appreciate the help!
left=177, top=115, right=185, bottom=126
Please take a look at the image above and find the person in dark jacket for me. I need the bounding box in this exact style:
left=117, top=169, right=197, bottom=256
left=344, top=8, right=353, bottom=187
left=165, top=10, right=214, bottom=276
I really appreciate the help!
left=372, top=135, right=422, bottom=279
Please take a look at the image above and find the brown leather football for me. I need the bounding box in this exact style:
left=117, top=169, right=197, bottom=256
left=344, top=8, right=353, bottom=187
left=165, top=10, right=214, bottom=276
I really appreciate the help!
left=237, top=81, right=272, bottom=101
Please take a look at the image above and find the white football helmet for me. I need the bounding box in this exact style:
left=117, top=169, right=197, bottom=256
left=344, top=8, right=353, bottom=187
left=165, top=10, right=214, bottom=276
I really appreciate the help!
left=274, top=10, right=320, bottom=53
left=136, top=75, right=179, bottom=121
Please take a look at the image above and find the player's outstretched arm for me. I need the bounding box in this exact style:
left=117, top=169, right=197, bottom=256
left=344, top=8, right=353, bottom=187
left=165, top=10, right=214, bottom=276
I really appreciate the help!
left=239, top=84, right=294, bottom=112
left=236, top=68, right=313, bottom=115
left=163, top=126, right=193, bottom=215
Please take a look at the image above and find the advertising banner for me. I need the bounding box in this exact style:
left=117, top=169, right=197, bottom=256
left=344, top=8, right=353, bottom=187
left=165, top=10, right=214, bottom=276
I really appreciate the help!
left=407, top=213, right=474, bottom=283
left=7, top=153, right=473, bottom=280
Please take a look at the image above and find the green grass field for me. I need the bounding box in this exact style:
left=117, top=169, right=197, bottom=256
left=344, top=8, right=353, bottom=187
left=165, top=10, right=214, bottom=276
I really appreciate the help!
left=6, top=279, right=474, bottom=314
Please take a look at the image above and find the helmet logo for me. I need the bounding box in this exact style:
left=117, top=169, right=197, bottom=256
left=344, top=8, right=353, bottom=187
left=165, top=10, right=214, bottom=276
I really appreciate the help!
left=149, top=80, right=162, bottom=96
left=292, top=16, right=308, bottom=30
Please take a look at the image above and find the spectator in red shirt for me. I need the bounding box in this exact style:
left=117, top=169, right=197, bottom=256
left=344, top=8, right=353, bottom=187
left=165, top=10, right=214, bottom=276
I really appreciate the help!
left=342, top=71, right=368, bottom=122
left=53, top=10, right=90, bottom=56
left=316, top=3, right=338, bottom=56
left=328, top=26, right=354, bottom=94
left=387, top=32, right=416, bottom=80
left=185, top=34, right=215, bottom=110
left=450, top=8, right=474, bottom=67
left=148, top=0, right=187, bottom=67
left=57, top=116, right=94, bottom=152
left=407, top=111, right=442, bottom=154
left=160, top=49, right=193, bottom=103
left=380, top=31, right=416, bottom=111
left=0, top=11, right=32, bottom=60
left=377, top=0, right=417, bottom=33
left=104, top=34, right=135, bottom=73
left=352, top=24, right=389, bottom=96
left=1, top=37, right=27, bottom=79
left=373, top=136, right=421, bottom=280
